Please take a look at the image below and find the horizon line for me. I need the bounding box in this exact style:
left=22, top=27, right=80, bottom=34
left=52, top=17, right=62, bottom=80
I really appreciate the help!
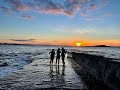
left=0, top=43, right=120, bottom=47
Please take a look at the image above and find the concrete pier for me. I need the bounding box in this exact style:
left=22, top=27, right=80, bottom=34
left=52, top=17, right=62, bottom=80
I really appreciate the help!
left=68, top=52, right=120, bottom=90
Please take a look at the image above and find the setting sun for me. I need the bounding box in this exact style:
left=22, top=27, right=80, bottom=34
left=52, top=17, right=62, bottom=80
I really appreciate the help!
left=76, top=42, right=82, bottom=46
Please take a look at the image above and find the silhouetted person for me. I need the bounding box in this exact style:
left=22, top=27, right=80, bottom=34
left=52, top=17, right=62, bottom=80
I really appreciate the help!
left=49, top=49, right=55, bottom=65
left=61, top=47, right=66, bottom=66
left=56, top=48, right=61, bottom=65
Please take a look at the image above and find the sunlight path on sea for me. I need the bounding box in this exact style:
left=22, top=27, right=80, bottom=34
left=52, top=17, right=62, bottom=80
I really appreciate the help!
left=0, top=53, right=87, bottom=90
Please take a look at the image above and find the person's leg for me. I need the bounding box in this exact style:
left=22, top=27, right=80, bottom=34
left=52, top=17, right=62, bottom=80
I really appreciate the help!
left=51, top=56, right=53, bottom=65
left=58, top=58, right=60, bottom=65
left=56, top=58, right=58, bottom=64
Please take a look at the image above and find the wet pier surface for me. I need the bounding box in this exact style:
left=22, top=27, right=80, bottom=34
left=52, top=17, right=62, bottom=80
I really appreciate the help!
left=0, top=56, right=87, bottom=90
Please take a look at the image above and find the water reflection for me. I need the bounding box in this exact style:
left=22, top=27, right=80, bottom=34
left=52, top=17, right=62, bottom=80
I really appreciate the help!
left=62, top=65, right=65, bottom=75
left=49, top=65, right=65, bottom=76
left=49, top=64, right=66, bottom=87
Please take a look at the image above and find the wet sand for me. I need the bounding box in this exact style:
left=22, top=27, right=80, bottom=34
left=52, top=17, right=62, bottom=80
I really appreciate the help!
left=0, top=57, right=87, bottom=90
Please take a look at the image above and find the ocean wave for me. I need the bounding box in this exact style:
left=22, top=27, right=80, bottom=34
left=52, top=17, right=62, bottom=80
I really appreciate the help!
left=0, top=50, right=48, bottom=77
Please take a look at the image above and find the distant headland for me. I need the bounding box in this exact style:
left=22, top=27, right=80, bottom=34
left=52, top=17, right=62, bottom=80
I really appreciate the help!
left=94, top=45, right=111, bottom=47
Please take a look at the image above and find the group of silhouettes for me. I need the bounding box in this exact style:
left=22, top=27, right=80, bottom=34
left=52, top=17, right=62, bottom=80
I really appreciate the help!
left=49, top=47, right=66, bottom=66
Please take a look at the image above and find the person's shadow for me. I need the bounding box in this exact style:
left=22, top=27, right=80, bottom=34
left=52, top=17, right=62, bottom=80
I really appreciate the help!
left=61, top=65, right=65, bottom=76
left=49, top=64, right=65, bottom=76
left=49, top=65, right=66, bottom=87
left=49, top=64, right=53, bottom=75
left=56, top=65, right=60, bottom=76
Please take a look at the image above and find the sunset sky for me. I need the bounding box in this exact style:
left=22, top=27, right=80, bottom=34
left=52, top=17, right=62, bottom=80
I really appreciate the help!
left=0, top=0, right=120, bottom=46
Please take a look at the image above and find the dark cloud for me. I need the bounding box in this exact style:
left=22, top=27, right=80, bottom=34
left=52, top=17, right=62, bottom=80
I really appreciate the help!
left=1, top=0, right=109, bottom=17
left=10, top=39, right=35, bottom=42
left=87, top=4, right=96, bottom=11
left=5, top=0, right=30, bottom=11
left=20, top=14, right=33, bottom=19
left=63, top=0, right=86, bottom=16
left=0, top=6, right=11, bottom=14
left=34, top=0, right=64, bottom=15
left=35, top=0, right=88, bottom=16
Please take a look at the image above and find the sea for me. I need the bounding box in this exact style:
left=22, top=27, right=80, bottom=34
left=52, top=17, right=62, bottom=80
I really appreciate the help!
left=0, top=45, right=120, bottom=78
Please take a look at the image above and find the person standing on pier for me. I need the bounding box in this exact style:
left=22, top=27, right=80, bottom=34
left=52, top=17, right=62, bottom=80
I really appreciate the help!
left=49, top=49, right=55, bottom=65
left=61, top=47, right=66, bottom=66
left=56, top=48, right=61, bottom=65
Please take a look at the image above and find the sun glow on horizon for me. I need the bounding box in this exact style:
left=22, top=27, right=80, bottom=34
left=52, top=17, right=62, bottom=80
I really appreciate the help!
left=75, top=42, right=82, bottom=46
